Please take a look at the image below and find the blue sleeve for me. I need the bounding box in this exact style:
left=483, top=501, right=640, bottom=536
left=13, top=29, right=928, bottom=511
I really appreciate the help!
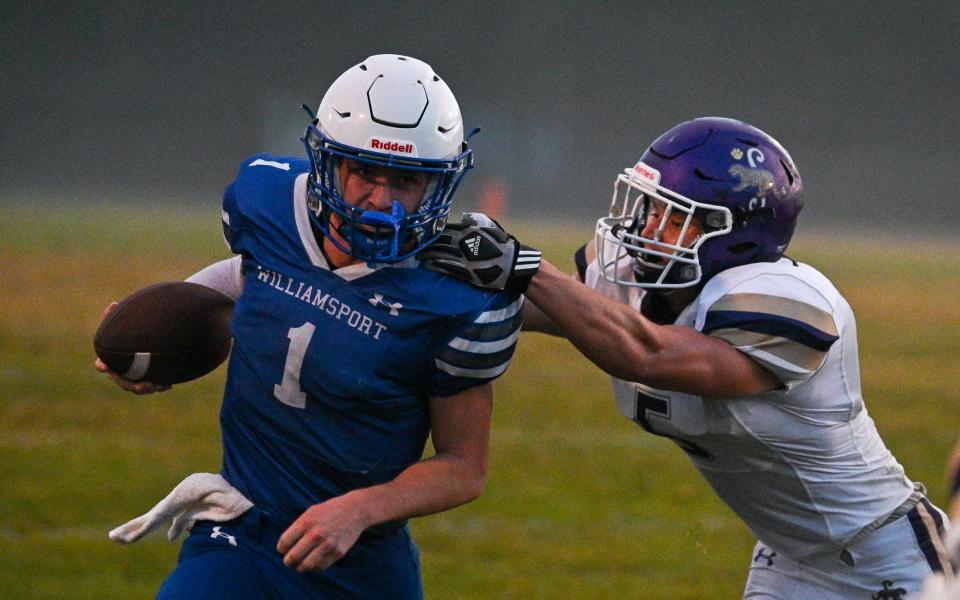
left=426, top=292, right=524, bottom=398
left=220, top=153, right=306, bottom=258
left=221, top=180, right=246, bottom=254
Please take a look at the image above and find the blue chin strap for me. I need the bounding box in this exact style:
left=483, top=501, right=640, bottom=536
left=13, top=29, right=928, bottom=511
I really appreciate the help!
left=335, top=200, right=409, bottom=264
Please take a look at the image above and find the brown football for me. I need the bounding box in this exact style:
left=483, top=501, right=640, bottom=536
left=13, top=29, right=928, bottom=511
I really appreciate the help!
left=94, top=282, right=234, bottom=385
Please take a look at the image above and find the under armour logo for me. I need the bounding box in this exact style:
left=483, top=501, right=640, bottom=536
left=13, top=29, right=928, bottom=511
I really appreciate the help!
left=753, top=547, right=777, bottom=566
left=369, top=293, right=403, bottom=316
left=465, top=235, right=481, bottom=257
left=872, top=580, right=907, bottom=600
left=210, top=526, right=237, bottom=547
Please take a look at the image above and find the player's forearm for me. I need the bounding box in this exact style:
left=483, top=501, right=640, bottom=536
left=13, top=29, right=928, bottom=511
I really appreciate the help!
left=526, top=261, right=778, bottom=396
left=332, top=385, right=492, bottom=531
left=521, top=297, right=565, bottom=335
left=525, top=259, right=668, bottom=382
left=523, top=265, right=611, bottom=336
left=345, top=453, right=488, bottom=528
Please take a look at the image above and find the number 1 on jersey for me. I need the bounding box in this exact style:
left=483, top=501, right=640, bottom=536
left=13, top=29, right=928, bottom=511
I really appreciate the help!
left=274, top=322, right=315, bottom=408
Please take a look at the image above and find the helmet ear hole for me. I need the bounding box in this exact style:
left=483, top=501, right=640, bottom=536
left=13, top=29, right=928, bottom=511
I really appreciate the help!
left=780, top=158, right=796, bottom=186
left=705, top=211, right=727, bottom=229
left=679, top=265, right=699, bottom=281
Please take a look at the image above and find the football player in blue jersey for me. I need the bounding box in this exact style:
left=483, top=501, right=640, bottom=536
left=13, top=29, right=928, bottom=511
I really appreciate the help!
left=97, top=54, right=527, bottom=599
left=420, top=118, right=951, bottom=598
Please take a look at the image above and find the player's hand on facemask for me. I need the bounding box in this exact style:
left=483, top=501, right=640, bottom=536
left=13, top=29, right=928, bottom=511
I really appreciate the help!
left=93, top=302, right=171, bottom=395
left=417, top=212, right=542, bottom=293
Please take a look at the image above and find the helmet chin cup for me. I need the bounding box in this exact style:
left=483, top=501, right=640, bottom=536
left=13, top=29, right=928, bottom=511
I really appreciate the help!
left=357, top=200, right=405, bottom=229
left=355, top=201, right=405, bottom=262
left=328, top=200, right=412, bottom=263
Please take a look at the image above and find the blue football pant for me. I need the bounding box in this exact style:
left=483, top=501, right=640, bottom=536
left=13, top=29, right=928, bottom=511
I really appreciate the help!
left=157, top=507, right=423, bottom=599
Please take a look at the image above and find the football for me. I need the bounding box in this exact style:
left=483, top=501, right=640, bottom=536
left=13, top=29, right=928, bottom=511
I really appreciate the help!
left=94, top=282, right=234, bottom=385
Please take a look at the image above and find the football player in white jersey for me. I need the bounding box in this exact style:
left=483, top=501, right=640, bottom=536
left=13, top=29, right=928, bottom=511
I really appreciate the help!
left=419, top=117, right=951, bottom=598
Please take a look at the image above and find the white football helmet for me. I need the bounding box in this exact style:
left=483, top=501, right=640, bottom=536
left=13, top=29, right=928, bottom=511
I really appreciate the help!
left=303, top=54, right=475, bottom=262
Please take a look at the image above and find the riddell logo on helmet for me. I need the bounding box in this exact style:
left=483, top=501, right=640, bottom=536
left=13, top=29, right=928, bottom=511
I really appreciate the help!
left=370, top=138, right=416, bottom=154
left=632, top=162, right=661, bottom=185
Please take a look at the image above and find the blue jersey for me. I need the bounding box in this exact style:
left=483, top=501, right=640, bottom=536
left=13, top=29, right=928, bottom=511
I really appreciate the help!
left=217, top=154, right=521, bottom=527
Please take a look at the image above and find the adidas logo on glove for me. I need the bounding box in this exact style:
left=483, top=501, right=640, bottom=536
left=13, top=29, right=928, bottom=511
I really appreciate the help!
left=465, top=235, right=482, bottom=257
left=417, top=212, right=542, bottom=294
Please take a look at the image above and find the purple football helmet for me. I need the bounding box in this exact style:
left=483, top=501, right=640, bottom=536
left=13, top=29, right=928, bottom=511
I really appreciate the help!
left=595, top=117, right=803, bottom=289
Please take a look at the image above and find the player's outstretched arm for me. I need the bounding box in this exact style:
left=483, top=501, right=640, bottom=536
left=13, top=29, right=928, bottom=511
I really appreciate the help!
left=420, top=216, right=775, bottom=397
left=527, top=260, right=779, bottom=398
left=277, top=383, right=493, bottom=572
left=521, top=293, right=565, bottom=335
left=521, top=239, right=593, bottom=336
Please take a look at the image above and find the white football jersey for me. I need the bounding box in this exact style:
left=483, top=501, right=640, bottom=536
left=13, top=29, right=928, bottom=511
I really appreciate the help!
left=585, top=256, right=915, bottom=560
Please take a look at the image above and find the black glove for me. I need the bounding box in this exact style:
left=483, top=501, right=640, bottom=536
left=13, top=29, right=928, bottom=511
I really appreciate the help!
left=417, top=213, right=542, bottom=293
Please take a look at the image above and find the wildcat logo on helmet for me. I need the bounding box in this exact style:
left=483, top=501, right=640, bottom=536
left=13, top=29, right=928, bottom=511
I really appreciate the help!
left=729, top=164, right=776, bottom=194
left=369, top=138, right=416, bottom=154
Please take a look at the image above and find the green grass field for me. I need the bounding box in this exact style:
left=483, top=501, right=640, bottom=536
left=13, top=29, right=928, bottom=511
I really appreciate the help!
left=2, top=204, right=958, bottom=598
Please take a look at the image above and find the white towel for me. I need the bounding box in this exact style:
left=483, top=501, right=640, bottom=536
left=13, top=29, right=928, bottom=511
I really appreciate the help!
left=109, top=472, right=253, bottom=544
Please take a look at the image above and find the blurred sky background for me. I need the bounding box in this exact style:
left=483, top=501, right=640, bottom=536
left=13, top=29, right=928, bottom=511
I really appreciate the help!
left=2, top=1, right=958, bottom=233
